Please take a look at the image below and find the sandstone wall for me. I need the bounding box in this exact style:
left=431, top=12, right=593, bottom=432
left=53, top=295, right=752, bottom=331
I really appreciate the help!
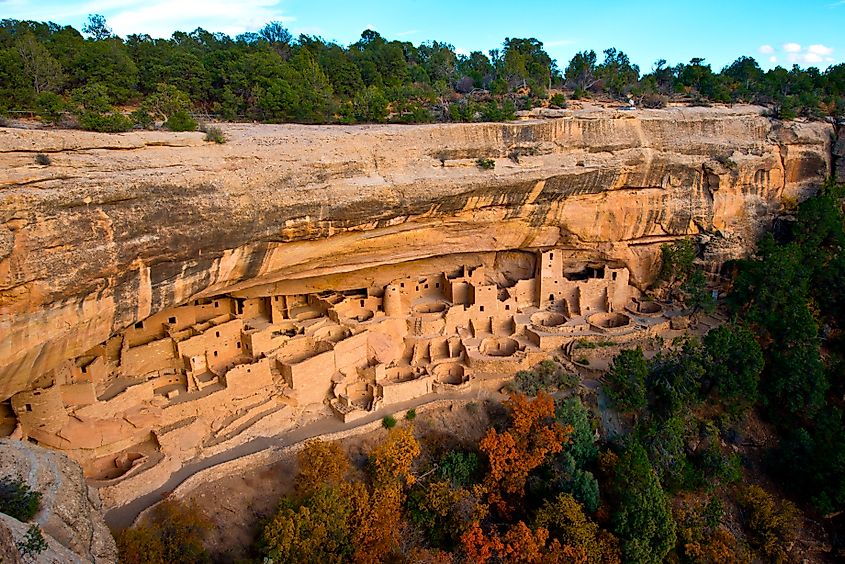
left=0, top=438, right=118, bottom=562
left=0, top=107, right=833, bottom=399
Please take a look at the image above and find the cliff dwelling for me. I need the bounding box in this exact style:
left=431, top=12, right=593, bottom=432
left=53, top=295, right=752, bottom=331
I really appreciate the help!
left=0, top=106, right=835, bottom=526
left=2, top=249, right=684, bottom=489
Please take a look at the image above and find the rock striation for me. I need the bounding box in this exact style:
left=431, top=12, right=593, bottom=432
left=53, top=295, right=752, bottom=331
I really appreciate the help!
left=0, top=439, right=117, bottom=562
left=0, top=106, right=833, bottom=401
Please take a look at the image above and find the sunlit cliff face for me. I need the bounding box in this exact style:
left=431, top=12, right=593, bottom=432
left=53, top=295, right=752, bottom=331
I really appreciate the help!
left=0, top=106, right=832, bottom=403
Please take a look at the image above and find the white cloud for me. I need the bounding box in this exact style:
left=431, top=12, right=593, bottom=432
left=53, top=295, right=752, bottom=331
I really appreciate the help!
left=790, top=52, right=822, bottom=64
left=808, top=44, right=834, bottom=55
left=455, top=47, right=470, bottom=57
left=1, top=0, right=295, bottom=39
left=760, top=42, right=837, bottom=67
left=363, top=23, right=378, bottom=32
left=106, top=0, right=294, bottom=38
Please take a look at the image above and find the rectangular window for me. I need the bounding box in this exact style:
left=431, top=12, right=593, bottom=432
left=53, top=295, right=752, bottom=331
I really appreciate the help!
left=480, top=306, right=485, bottom=312
left=236, top=342, right=241, bottom=349
left=213, top=351, right=218, bottom=357
left=168, top=316, right=176, bottom=324
left=216, top=331, right=220, bottom=338
left=134, top=321, right=144, bottom=329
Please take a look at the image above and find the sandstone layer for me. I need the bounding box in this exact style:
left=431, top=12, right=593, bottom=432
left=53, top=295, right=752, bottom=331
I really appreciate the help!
left=0, top=106, right=833, bottom=400
left=0, top=439, right=118, bottom=562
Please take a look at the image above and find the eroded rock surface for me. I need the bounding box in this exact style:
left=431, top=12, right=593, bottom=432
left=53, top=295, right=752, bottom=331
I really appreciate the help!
left=0, top=106, right=833, bottom=400
left=0, top=439, right=117, bottom=562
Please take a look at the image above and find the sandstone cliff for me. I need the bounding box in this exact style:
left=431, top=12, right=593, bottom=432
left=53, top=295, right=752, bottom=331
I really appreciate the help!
left=0, top=106, right=833, bottom=400
left=0, top=439, right=117, bottom=562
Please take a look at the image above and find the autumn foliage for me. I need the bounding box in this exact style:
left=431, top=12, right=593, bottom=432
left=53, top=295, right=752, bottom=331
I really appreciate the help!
left=370, top=425, right=421, bottom=487
left=116, top=499, right=211, bottom=564
left=295, top=439, right=349, bottom=496
left=460, top=520, right=589, bottom=564
left=480, top=392, right=571, bottom=511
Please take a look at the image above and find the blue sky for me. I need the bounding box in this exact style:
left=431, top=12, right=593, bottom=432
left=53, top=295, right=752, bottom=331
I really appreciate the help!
left=2, top=0, right=843, bottom=71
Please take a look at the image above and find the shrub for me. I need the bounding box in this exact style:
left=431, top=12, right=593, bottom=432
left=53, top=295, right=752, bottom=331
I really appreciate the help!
left=202, top=125, right=226, bottom=143
left=438, top=451, right=479, bottom=487
left=476, top=157, right=495, bottom=170
left=130, top=108, right=154, bottom=129
left=115, top=499, right=211, bottom=564
left=465, top=401, right=478, bottom=414
left=164, top=110, right=197, bottom=132
left=382, top=415, right=397, bottom=429
left=78, top=111, right=133, bottom=133
left=737, top=485, right=800, bottom=562
left=0, top=476, right=42, bottom=521
left=34, top=153, right=51, bottom=166
left=508, top=360, right=578, bottom=395
left=549, top=93, right=567, bottom=108
left=35, top=92, right=65, bottom=125
left=640, top=93, right=668, bottom=109
left=405, top=408, right=416, bottom=421
left=17, top=524, right=48, bottom=560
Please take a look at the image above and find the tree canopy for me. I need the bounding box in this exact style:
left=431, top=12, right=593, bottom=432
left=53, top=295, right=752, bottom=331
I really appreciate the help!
left=1, top=16, right=843, bottom=130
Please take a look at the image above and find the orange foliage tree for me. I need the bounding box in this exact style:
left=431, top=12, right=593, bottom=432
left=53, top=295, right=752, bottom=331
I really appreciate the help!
left=295, top=439, right=349, bottom=497
left=460, top=520, right=585, bottom=564
left=369, top=425, right=421, bottom=487
left=479, top=392, right=571, bottom=512
left=350, top=483, right=404, bottom=563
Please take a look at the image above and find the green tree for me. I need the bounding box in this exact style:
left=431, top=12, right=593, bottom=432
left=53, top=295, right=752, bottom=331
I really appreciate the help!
left=555, top=397, right=598, bottom=467
left=0, top=476, right=41, bottom=522
left=353, top=85, right=389, bottom=122
left=565, top=50, right=599, bottom=96
left=596, top=47, right=640, bottom=98
left=500, top=37, right=553, bottom=93
left=82, top=14, right=112, bottom=41
left=657, top=238, right=696, bottom=288
left=605, top=347, right=648, bottom=413
left=681, top=269, right=715, bottom=314
left=702, top=324, right=763, bottom=412
left=611, top=442, right=676, bottom=564
left=15, top=31, right=64, bottom=95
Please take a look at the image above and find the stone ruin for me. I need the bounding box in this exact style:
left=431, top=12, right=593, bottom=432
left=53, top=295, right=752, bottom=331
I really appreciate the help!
left=0, top=250, right=684, bottom=488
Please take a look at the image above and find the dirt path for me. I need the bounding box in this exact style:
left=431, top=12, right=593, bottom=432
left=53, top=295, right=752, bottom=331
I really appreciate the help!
left=103, top=388, right=487, bottom=530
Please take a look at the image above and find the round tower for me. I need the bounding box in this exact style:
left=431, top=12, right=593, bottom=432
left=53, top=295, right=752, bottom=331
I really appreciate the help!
left=383, top=284, right=404, bottom=317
